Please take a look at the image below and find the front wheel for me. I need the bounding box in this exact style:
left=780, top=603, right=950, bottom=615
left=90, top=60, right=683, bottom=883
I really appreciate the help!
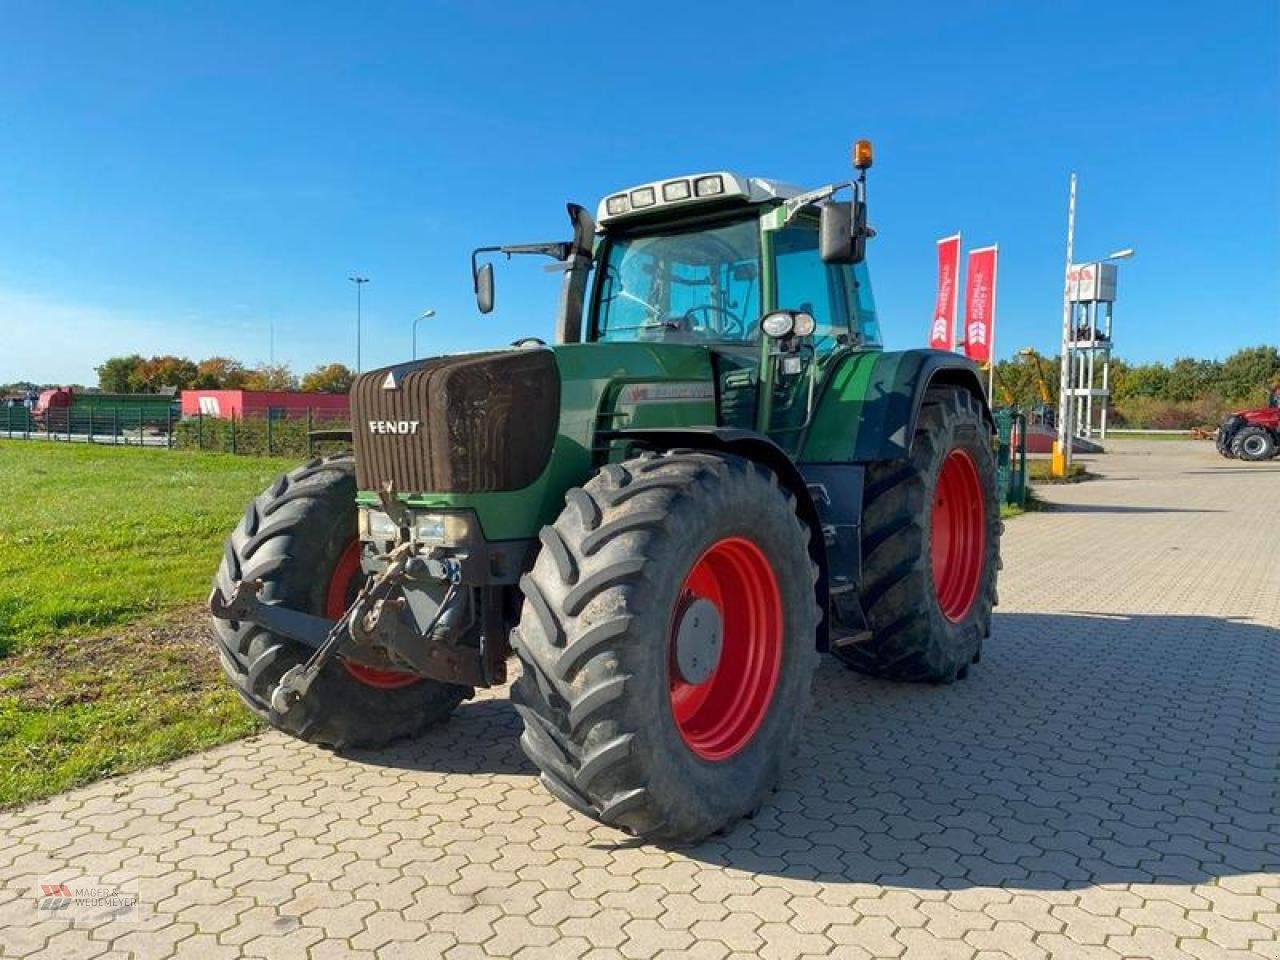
left=834, top=386, right=1001, bottom=683
left=211, top=454, right=471, bottom=748
left=1215, top=425, right=1237, bottom=458
left=511, top=450, right=821, bottom=843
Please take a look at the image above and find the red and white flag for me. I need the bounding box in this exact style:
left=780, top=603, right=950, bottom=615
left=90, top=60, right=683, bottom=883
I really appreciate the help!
left=930, top=234, right=961, bottom=350
left=963, top=245, right=999, bottom=365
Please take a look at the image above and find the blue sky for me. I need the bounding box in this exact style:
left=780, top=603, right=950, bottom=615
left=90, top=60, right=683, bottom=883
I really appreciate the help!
left=1, top=0, right=1276, bottom=385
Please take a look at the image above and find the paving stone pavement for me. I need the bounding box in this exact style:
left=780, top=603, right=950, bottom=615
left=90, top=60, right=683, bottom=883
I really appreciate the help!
left=1, top=439, right=1277, bottom=959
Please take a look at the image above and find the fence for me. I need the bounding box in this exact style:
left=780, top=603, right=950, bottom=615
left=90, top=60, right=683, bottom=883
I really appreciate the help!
left=2, top=403, right=175, bottom=447
left=172, top=407, right=351, bottom=458
left=2, top=404, right=351, bottom=458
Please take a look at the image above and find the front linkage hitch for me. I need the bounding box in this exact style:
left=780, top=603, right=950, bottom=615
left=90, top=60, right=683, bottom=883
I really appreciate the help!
left=209, top=541, right=477, bottom=713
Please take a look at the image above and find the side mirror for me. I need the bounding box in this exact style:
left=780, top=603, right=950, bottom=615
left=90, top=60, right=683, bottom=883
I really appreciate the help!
left=475, top=262, right=494, bottom=314
left=819, top=201, right=854, bottom=264
left=819, top=200, right=868, bottom=265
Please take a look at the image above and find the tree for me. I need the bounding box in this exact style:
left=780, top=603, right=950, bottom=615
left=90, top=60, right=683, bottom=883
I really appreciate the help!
left=132, top=355, right=198, bottom=392
left=96, top=354, right=146, bottom=393
left=1218, top=345, right=1280, bottom=404
left=194, top=356, right=249, bottom=389
left=1111, top=362, right=1169, bottom=403
left=96, top=354, right=200, bottom=392
left=1164, top=357, right=1219, bottom=403
left=993, top=349, right=1059, bottom=411
left=300, top=363, right=356, bottom=394
left=243, top=364, right=298, bottom=391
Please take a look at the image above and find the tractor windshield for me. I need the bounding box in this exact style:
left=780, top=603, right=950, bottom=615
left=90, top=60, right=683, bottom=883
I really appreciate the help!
left=593, top=219, right=761, bottom=344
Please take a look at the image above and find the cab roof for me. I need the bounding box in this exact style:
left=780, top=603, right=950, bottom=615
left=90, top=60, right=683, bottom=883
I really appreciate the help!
left=595, top=172, right=806, bottom=228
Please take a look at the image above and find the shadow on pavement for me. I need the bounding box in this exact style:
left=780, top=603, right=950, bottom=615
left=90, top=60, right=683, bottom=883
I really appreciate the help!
left=1183, top=467, right=1280, bottom=475
left=347, top=612, right=1277, bottom=891
left=685, top=611, right=1279, bottom=889
left=345, top=696, right=532, bottom=777
left=1046, top=503, right=1223, bottom=515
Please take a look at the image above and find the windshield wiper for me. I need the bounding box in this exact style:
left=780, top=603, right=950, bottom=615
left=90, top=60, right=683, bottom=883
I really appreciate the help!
left=611, top=287, right=665, bottom=319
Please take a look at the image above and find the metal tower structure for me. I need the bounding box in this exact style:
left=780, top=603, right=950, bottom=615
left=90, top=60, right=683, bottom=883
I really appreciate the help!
left=1065, top=261, right=1117, bottom=440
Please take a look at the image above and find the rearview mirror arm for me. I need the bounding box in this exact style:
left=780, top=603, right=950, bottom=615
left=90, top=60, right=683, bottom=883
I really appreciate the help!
left=781, top=181, right=852, bottom=227
left=470, top=241, right=573, bottom=278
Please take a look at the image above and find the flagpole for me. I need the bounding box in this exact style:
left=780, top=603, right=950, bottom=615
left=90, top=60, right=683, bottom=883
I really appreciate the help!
left=1053, top=174, right=1077, bottom=478
left=988, top=242, right=999, bottom=401
left=954, top=231, right=963, bottom=353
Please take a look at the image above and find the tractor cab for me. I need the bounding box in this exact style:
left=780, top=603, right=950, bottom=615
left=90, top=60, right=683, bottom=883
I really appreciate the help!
left=473, top=144, right=882, bottom=452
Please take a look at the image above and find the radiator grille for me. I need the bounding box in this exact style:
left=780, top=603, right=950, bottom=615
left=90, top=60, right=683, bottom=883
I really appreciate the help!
left=351, top=350, right=559, bottom=494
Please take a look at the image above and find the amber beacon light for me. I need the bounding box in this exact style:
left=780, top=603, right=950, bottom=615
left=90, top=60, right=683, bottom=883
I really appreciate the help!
left=853, top=139, right=874, bottom=170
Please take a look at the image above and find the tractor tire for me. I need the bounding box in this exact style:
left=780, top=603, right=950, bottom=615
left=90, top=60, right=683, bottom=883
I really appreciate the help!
left=1231, top=425, right=1277, bottom=461
left=1215, top=426, right=1237, bottom=458
left=511, top=450, right=821, bottom=844
left=211, top=453, right=470, bottom=749
left=834, top=386, right=1001, bottom=683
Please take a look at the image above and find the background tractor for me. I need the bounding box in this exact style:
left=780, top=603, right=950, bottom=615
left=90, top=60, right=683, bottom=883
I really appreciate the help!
left=1217, top=393, right=1280, bottom=461
left=210, top=142, right=1002, bottom=843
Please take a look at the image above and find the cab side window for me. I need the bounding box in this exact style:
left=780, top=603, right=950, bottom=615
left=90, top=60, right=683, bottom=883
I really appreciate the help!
left=772, top=222, right=852, bottom=355
left=850, top=262, right=882, bottom=346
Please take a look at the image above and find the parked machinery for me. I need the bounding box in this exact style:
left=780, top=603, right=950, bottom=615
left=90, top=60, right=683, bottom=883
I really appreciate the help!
left=210, top=142, right=1002, bottom=843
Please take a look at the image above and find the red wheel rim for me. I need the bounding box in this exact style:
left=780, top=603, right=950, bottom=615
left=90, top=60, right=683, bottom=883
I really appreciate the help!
left=930, top=449, right=985, bottom=622
left=328, top=540, right=420, bottom=690
left=668, top=537, right=782, bottom=762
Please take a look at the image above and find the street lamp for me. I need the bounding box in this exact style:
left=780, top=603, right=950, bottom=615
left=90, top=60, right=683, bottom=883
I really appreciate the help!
left=1068, top=248, right=1135, bottom=273
left=412, top=309, right=436, bottom=360
left=349, top=276, right=370, bottom=372
left=1054, top=175, right=1136, bottom=478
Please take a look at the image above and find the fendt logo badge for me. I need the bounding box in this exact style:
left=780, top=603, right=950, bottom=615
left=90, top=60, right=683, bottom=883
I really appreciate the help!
left=367, top=420, right=420, bottom=435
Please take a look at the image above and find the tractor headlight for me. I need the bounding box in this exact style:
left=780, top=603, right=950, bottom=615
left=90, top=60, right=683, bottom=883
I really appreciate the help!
left=662, top=179, right=691, bottom=201
left=359, top=507, right=401, bottom=542
left=630, top=186, right=657, bottom=208
left=412, top=511, right=472, bottom=546
left=358, top=508, right=472, bottom=546
left=792, top=311, right=817, bottom=337
left=761, top=311, right=795, bottom=338
left=694, top=175, right=724, bottom=197
left=606, top=194, right=630, bottom=216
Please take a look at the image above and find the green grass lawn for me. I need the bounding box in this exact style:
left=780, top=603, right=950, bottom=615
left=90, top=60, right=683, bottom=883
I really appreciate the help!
left=1000, top=459, right=1091, bottom=519
left=1027, top=459, right=1092, bottom=484
left=0, top=441, right=289, bottom=807
left=1103, top=431, right=1199, bottom=441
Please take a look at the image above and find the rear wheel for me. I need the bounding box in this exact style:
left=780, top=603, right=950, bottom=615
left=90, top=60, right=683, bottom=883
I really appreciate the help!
left=834, top=386, right=1001, bottom=682
left=511, top=450, right=820, bottom=843
left=1232, top=425, right=1277, bottom=461
left=211, top=454, right=470, bottom=748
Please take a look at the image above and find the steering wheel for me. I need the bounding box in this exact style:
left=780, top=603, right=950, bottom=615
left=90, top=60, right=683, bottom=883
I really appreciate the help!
left=682, top=303, right=744, bottom=339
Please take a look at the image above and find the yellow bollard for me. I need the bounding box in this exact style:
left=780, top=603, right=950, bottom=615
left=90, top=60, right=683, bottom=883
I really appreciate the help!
left=1050, top=441, right=1067, bottom=478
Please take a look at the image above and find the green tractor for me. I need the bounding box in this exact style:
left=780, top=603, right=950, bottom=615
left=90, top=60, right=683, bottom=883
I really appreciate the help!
left=210, top=141, right=1001, bottom=843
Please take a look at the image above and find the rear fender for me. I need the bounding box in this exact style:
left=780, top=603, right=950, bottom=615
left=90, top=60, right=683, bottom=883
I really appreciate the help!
left=800, top=349, right=995, bottom=463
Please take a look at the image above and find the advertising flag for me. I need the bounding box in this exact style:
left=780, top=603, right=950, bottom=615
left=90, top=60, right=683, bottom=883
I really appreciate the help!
left=963, top=245, right=999, bottom=365
left=930, top=234, right=961, bottom=350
